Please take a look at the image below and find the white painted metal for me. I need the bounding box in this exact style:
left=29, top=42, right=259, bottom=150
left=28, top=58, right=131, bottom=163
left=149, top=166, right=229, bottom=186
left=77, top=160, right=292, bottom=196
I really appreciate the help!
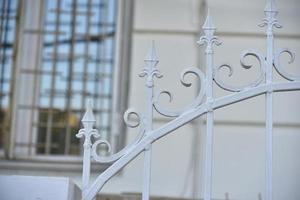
left=76, top=1, right=300, bottom=200
left=197, top=10, right=221, bottom=200
left=76, top=101, right=100, bottom=199
left=139, top=41, right=162, bottom=200
left=260, top=1, right=279, bottom=199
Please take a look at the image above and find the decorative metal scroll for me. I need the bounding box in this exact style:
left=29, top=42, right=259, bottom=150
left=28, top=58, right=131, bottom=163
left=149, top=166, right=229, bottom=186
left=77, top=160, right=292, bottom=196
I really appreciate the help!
left=76, top=1, right=300, bottom=200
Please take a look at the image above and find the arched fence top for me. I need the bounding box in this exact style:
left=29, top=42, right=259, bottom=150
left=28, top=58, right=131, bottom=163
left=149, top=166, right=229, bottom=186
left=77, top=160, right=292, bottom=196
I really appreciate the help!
left=76, top=1, right=300, bottom=200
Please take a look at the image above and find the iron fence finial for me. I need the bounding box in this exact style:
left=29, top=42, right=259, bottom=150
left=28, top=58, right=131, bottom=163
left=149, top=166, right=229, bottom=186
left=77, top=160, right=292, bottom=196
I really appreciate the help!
left=144, top=40, right=159, bottom=64
left=139, top=41, right=163, bottom=88
left=81, top=100, right=96, bottom=124
left=202, top=9, right=216, bottom=30
left=197, top=9, right=221, bottom=52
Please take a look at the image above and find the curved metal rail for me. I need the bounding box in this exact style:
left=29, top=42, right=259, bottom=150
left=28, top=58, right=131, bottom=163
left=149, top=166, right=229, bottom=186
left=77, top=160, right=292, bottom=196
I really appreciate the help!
left=76, top=1, right=300, bottom=200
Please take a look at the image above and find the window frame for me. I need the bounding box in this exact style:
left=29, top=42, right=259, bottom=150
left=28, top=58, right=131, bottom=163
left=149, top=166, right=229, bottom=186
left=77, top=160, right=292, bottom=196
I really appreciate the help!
left=0, top=0, right=134, bottom=171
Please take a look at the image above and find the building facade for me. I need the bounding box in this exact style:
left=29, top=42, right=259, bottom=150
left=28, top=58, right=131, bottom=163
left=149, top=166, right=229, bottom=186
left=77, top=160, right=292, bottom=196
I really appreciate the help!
left=0, top=0, right=299, bottom=200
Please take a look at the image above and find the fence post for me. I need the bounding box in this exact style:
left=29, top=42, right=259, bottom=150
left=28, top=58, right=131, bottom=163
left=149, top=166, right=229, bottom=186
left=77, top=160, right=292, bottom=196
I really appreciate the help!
left=259, top=1, right=281, bottom=199
left=76, top=101, right=99, bottom=199
left=139, top=41, right=162, bottom=200
left=198, top=10, right=221, bottom=200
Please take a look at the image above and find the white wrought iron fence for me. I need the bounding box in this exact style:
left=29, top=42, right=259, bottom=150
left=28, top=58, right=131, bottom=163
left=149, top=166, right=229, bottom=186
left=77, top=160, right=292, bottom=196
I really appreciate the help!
left=76, top=0, right=300, bottom=200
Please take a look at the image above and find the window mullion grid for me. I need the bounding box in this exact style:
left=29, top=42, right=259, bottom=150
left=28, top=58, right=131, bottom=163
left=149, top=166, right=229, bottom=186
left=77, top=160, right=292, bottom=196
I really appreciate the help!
left=44, top=0, right=62, bottom=155
left=64, top=0, right=78, bottom=155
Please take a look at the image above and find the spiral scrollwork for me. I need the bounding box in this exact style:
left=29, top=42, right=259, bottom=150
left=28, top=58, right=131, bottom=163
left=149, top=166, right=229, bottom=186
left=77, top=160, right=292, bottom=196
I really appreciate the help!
left=139, top=68, right=163, bottom=88
left=273, top=48, right=299, bottom=81
left=153, top=67, right=206, bottom=117
left=91, top=108, right=146, bottom=163
left=214, top=50, right=266, bottom=92
left=123, top=108, right=143, bottom=128
left=75, top=129, right=87, bottom=139
left=258, top=3, right=282, bottom=32
left=76, top=128, right=100, bottom=143
left=198, top=35, right=222, bottom=49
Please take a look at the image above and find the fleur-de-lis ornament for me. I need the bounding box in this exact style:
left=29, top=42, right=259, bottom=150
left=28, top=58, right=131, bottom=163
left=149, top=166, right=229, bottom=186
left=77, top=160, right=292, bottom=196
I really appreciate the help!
left=197, top=10, right=221, bottom=53
left=259, top=0, right=282, bottom=34
left=76, top=100, right=100, bottom=148
left=139, top=41, right=163, bottom=87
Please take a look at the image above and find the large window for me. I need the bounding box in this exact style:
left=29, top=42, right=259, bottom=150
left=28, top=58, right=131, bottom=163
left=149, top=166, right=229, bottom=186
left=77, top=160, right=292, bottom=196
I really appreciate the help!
left=0, top=0, right=132, bottom=162
left=36, top=0, right=117, bottom=155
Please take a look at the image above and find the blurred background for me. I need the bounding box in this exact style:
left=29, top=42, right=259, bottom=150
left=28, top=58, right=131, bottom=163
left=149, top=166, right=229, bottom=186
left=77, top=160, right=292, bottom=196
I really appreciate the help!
left=0, top=0, right=299, bottom=199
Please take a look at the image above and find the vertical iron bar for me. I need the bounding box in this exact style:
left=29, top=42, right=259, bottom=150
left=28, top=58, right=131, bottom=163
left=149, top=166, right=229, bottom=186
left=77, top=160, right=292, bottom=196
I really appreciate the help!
left=203, top=50, right=214, bottom=200
left=82, top=127, right=92, bottom=200
left=140, top=41, right=162, bottom=200
left=76, top=100, right=98, bottom=200
left=198, top=10, right=220, bottom=200
left=142, top=83, right=153, bottom=200
left=142, top=42, right=154, bottom=200
left=266, top=16, right=274, bottom=200
left=262, top=1, right=279, bottom=199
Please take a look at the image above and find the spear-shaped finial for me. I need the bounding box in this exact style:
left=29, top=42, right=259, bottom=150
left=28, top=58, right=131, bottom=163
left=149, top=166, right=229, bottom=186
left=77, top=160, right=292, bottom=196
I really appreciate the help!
left=202, top=9, right=216, bottom=30
left=197, top=9, right=221, bottom=48
left=82, top=100, right=96, bottom=124
left=259, top=0, right=281, bottom=30
left=144, top=40, right=159, bottom=65
left=264, top=0, right=278, bottom=13
left=139, top=41, right=162, bottom=87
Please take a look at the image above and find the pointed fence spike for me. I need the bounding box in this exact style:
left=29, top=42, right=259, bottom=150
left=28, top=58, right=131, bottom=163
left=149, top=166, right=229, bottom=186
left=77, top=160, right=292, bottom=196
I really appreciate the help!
left=82, top=100, right=96, bottom=123
left=202, top=9, right=216, bottom=30
left=144, top=40, right=159, bottom=62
